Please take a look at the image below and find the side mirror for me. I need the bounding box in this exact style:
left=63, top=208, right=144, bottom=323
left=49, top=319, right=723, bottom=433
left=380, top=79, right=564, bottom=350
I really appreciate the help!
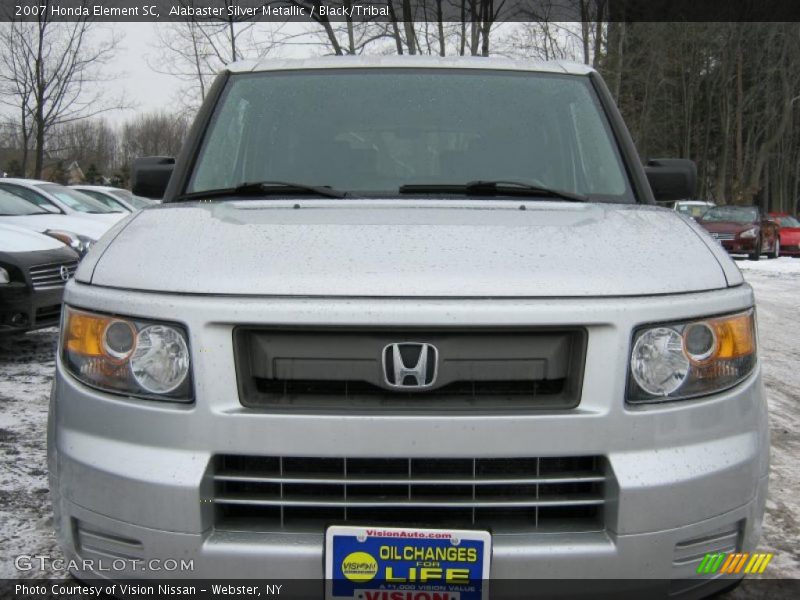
left=41, top=203, right=61, bottom=214
left=644, top=158, right=696, bottom=202
left=131, top=156, right=175, bottom=199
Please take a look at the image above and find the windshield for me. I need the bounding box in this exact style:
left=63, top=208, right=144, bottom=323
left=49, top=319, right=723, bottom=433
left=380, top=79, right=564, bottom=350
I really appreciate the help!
left=0, top=189, right=48, bottom=216
left=675, top=203, right=711, bottom=217
left=775, top=215, right=800, bottom=227
left=78, top=188, right=129, bottom=211
left=37, top=184, right=117, bottom=213
left=188, top=69, right=633, bottom=202
left=701, top=206, right=758, bottom=224
left=110, top=189, right=152, bottom=209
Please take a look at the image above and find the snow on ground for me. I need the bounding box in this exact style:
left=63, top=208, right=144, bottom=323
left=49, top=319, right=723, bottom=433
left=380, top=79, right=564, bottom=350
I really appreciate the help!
left=0, top=329, right=62, bottom=578
left=0, top=262, right=798, bottom=590
left=729, top=259, right=800, bottom=588
left=736, top=256, right=800, bottom=275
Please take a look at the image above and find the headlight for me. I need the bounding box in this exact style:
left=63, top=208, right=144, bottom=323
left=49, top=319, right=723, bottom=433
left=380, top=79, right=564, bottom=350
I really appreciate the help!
left=627, top=310, right=756, bottom=403
left=0, top=266, right=9, bottom=284
left=62, top=306, right=192, bottom=401
left=44, top=230, right=95, bottom=257
left=738, top=227, right=757, bottom=239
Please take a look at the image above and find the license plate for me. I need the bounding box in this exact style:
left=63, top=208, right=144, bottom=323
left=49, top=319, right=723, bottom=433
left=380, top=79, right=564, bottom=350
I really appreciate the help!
left=325, top=525, right=491, bottom=600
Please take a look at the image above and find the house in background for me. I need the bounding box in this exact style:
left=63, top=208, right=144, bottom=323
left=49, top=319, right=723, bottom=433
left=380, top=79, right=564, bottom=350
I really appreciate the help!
left=40, top=160, right=85, bottom=185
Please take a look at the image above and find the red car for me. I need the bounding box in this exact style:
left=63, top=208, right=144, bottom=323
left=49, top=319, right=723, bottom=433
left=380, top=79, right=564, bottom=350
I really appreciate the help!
left=698, top=205, right=780, bottom=261
left=767, top=213, right=800, bottom=257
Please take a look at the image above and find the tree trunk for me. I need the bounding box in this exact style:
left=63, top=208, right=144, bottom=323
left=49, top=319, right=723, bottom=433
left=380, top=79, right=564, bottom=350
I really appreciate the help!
left=386, top=1, right=404, bottom=55
left=436, top=0, right=445, bottom=56
left=402, top=1, right=416, bottom=54
left=734, top=42, right=744, bottom=203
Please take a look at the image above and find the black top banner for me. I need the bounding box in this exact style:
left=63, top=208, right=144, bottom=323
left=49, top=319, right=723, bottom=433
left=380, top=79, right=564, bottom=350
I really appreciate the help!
left=3, top=0, right=800, bottom=23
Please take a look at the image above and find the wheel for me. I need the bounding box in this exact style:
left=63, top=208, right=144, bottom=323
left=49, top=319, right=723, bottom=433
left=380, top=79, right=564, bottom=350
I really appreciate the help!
left=748, top=240, right=762, bottom=261
left=767, top=238, right=780, bottom=259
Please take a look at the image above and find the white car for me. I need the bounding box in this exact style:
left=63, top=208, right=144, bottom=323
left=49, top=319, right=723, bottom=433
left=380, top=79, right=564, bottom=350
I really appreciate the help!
left=71, top=185, right=155, bottom=213
left=0, top=187, right=111, bottom=256
left=0, top=178, right=127, bottom=225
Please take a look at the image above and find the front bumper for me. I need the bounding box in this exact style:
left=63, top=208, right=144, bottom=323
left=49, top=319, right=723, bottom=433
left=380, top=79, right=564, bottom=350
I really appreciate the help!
left=0, top=282, right=63, bottom=334
left=47, top=283, right=770, bottom=597
left=720, top=238, right=756, bottom=254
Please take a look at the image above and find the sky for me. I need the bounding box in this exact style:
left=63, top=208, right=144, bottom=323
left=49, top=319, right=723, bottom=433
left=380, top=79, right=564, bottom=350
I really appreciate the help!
left=109, top=23, right=192, bottom=122
left=2, top=21, right=554, bottom=127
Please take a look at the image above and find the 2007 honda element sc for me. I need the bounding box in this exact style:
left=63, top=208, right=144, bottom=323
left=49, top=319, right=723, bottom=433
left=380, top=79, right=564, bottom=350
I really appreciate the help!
left=48, top=56, right=769, bottom=599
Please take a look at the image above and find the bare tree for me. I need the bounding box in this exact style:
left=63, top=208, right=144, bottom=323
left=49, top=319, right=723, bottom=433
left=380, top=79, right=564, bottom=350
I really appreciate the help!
left=119, top=111, right=191, bottom=168
left=0, top=1, right=124, bottom=178
left=49, top=118, right=119, bottom=176
left=153, top=1, right=280, bottom=108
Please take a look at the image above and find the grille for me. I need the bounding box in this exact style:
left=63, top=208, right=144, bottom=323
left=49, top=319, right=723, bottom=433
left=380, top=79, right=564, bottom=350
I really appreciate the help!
left=29, top=261, right=77, bottom=290
left=710, top=232, right=735, bottom=241
left=235, top=328, right=586, bottom=411
left=213, top=455, right=608, bottom=534
left=35, top=305, right=61, bottom=323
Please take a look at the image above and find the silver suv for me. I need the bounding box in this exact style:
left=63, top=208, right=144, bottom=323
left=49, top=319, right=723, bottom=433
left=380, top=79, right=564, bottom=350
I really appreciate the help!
left=49, top=57, right=768, bottom=598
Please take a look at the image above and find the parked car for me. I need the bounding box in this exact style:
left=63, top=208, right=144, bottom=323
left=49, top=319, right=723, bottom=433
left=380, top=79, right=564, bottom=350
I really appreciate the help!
left=0, top=187, right=110, bottom=257
left=49, top=57, right=768, bottom=598
left=0, top=178, right=127, bottom=225
left=767, top=212, right=800, bottom=257
left=698, top=205, right=780, bottom=260
left=71, top=185, right=155, bottom=213
left=673, top=199, right=715, bottom=220
left=0, top=223, right=78, bottom=335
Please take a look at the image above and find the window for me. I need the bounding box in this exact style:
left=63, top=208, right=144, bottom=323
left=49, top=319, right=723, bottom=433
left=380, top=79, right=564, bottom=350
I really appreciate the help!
left=189, top=69, right=632, bottom=203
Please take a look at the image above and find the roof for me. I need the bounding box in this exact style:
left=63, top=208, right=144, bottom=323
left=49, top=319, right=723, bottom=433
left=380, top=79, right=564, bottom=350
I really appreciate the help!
left=227, top=55, right=595, bottom=76
left=0, top=178, right=50, bottom=186
left=72, top=185, right=120, bottom=192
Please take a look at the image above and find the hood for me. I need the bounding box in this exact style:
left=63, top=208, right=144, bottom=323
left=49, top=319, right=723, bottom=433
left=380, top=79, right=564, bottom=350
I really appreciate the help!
left=699, top=221, right=755, bottom=233
left=0, top=223, right=65, bottom=252
left=82, top=200, right=735, bottom=297
left=0, top=214, right=113, bottom=241
left=73, top=212, right=127, bottom=224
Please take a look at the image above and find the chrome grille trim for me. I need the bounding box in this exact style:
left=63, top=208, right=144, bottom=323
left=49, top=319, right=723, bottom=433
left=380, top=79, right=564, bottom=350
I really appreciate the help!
left=710, top=233, right=735, bottom=241
left=214, top=473, right=606, bottom=486
left=29, top=261, right=77, bottom=290
left=214, top=496, right=604, bottom=508
left=213, top=455, right=608, bottom=533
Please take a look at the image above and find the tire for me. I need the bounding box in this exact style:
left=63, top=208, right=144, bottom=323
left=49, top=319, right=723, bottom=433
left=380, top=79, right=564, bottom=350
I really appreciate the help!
left=749, top=240, right=762, bottom=261
left=767, top=238, right=780, bottom=259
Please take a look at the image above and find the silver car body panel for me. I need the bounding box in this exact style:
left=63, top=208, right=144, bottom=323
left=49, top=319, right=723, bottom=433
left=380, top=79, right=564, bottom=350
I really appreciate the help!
left=78, top=200, right=736, bottom=297
left=50, top=279, right=769, bottom=582
left=49, top=59, right=767, bottom=592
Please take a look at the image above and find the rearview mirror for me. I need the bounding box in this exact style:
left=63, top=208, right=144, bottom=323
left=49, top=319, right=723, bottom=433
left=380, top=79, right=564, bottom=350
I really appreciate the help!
left=644, top=158, right=696, bottom=202
left=131, top=156, right=175, bottom=199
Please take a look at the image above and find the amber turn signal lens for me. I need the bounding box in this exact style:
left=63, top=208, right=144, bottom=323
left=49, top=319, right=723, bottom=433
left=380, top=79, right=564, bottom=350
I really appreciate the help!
left=711, top=312, right=756, bottom=360
left=64, top=308, right=114, bottom=357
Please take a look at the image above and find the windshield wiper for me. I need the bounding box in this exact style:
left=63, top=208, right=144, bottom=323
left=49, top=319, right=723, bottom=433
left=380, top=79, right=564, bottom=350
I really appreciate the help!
left=398, top=180, right=587, bottom=202
left=177, top=181, right=348, bottom=201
